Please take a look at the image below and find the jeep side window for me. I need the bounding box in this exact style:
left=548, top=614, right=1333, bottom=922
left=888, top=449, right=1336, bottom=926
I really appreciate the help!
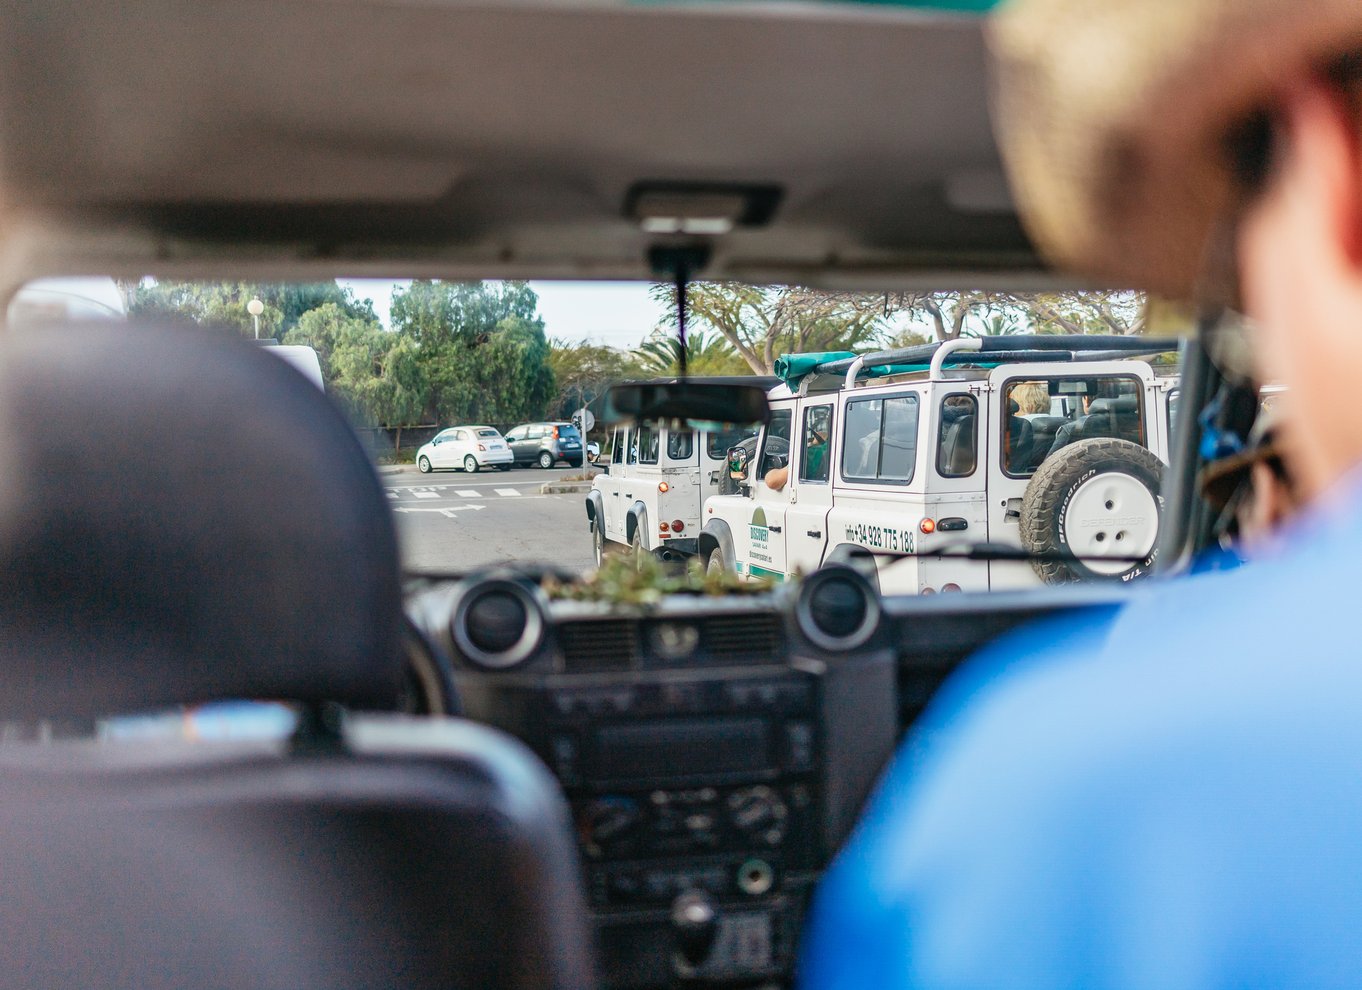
left=706, top=427, right=759, bottom=459
left=937, top=394, right=978, bottom=477
left=759, top=409, right=793, bottom=476
left=637, top=424, right=661, bottom=464
left=666, top=429, right=694, bottom=461
left=800, top=404, right=833, bottom=483
left=1003, top=375, right=1147, bottom=477
left=611, top=427, right=624, bottom=464
left=842, top=394, right=919, bottom=484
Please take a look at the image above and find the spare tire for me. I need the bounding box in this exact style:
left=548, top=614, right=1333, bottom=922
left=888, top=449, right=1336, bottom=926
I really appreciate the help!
left=1020, top=438, right=1164, bottom=585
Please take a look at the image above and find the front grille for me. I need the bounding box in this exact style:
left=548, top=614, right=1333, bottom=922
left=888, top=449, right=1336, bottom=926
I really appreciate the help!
left=558, top=620, right=639, bottom=673
left=701, top=613, right=783, bottom=663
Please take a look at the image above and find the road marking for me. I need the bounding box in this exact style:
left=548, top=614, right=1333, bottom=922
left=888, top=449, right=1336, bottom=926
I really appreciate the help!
left=495, top=488, right=521, bottom=497
left=458, top=489, right=482, bottom=498
left=414, top=491, right=439, bottom=499
left=394, top=505, right=486, bottom=516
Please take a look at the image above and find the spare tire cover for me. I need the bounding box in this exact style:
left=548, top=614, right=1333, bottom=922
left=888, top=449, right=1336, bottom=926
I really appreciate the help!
left=1019, top=437, right=1164, bottom=584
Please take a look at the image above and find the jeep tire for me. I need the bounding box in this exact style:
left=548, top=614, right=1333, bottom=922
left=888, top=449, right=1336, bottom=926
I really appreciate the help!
left=706, top=542, right=729, bottom=577
left=1020, top=438, right=1164, bottom=585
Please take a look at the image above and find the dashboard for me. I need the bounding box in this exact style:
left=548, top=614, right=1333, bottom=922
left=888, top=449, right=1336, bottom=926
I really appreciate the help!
left=406, top=569, right=1126, bottom=988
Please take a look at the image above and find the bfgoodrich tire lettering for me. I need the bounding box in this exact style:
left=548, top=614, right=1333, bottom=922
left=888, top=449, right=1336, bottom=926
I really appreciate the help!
left=1020, top=438, right=1164, bottom=585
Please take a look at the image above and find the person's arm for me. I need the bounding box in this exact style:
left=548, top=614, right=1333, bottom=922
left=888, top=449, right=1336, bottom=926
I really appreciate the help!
left=765, top=465, right=790, bottom=491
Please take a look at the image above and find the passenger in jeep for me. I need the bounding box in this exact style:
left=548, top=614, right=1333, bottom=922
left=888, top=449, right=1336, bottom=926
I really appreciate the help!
left=802, top=1, right=1362, bottom=987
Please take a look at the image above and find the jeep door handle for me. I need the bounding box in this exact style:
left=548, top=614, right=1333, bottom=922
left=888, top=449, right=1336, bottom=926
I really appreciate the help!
left=767, top=525, right=782, bottom=533
left=624, top=493, right=633, bottom=498
left=806, top=529, right=821, bottom=538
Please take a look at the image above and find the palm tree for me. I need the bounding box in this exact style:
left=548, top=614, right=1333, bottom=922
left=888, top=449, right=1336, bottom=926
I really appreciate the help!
left=633, top=328, right=749, bottom=376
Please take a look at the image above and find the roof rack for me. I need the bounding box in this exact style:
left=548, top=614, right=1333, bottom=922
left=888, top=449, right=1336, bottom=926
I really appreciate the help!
left=778, top=335, right=1181, bottom=391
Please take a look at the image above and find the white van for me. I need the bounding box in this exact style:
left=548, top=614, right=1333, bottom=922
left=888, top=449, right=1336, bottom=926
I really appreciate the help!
left=701, top=335, right=1180, bottom=593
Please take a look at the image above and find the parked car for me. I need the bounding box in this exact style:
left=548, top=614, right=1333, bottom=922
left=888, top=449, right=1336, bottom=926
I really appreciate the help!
left=415, top=425, right=513, bottom=473
left=504, top=421, right=585, bottom=468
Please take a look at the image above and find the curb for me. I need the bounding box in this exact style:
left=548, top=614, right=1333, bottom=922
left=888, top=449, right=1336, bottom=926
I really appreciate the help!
left=540, top=482, right=594, bottom=495
left=377, top=464, right=413, bottom=474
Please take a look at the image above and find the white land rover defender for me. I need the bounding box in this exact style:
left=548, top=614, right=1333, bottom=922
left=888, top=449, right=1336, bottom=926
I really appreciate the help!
left=700, top=335, right=1181, bottom=594
left=586, top=378, right=775, bottom=567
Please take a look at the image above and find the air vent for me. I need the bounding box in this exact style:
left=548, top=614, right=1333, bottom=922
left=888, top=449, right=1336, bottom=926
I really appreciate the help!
left=558, top=620, right=638, bottom=673
left=701, top=614, right=783, bottom=663
left=795, top=567, right=880, bottom=652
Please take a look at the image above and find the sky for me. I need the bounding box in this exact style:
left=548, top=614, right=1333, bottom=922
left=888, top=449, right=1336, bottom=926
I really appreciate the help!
left=338, top=279, right=668, bottom=350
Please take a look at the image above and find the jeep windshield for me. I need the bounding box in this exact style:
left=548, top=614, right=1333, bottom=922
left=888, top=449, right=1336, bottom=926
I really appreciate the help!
left=63, top=277, right=1182, bottom=592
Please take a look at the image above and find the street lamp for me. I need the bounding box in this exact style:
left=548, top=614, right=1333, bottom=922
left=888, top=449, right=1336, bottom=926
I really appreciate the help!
left=247, top=297, right=264, bottom=339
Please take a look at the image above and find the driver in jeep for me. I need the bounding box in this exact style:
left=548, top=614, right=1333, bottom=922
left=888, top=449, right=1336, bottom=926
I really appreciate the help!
left=802, top=0, right=1362, bottom=986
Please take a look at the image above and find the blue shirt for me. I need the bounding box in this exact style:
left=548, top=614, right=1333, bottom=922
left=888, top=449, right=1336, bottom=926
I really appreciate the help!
left=799, top=483, right=1362, bottom=990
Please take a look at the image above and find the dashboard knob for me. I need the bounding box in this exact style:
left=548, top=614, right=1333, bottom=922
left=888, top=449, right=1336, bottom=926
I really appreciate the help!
left=581, top=797, right=641, bottom=848
left=671, top=890, right=718, bottom=970
left=727, top=785, right=788, bottom=838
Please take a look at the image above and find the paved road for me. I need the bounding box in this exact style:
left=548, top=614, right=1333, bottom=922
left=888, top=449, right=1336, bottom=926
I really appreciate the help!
left=384, top=469, right=594, bottom=575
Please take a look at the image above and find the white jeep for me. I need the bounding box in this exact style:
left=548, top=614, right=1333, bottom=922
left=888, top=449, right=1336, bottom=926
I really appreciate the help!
left=700, top=335, right=1180, bottom=593
left=585, top=418, right=761, bottom=567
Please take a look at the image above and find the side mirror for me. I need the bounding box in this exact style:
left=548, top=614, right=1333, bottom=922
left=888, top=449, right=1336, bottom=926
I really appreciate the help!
left=727, top=445, right=750, bottom=479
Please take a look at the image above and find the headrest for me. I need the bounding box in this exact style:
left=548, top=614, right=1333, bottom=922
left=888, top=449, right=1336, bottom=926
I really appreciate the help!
left=0, top=321, right=403, bottom=718
left=941, top=404, right=974, bottom=426
left=1088, top=395, right=1139, bottom=415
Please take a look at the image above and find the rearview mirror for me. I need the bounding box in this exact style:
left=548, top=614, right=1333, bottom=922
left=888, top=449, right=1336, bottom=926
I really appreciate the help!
left=603, top=382, right=770, bottom=428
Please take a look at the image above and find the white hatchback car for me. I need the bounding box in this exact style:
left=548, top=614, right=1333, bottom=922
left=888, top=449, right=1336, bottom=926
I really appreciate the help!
left=415, top=426, right=514, bottom=474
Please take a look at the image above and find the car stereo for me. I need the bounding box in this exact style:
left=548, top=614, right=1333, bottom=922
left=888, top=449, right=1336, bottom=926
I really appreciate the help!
left=412, top=567, right=898, bottom=988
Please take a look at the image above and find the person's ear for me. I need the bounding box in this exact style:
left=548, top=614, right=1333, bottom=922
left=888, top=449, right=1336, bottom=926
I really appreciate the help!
left=1280, top=78, right=1362, bottom=272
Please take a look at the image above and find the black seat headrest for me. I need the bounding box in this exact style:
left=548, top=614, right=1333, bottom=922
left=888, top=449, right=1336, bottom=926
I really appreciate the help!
left=1087, top=395, right=1139, bottom=415
left=0, top=321, right=403, bottom=718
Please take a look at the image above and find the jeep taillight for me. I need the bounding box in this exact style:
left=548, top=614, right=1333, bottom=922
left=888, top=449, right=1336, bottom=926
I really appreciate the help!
left=658, top=482, right=670, bottom=493
left=672, top=520, right=685, bottom=532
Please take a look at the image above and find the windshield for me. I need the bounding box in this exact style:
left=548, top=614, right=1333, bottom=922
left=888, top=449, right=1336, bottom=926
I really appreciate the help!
left=73, top=277, right=1181, bottom=591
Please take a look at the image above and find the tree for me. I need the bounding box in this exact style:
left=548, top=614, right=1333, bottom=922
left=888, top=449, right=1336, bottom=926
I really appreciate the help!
left=548, top=340, right=645, bottom=421
left=887, top=290, right=1148, bottom=341
left=650, top=283, right=891, bottom=374
left=632, top=328, right=751, bottom=377
left=127, top=280, right=375, bottom=338
left=390, top=280, right=556, bottom=425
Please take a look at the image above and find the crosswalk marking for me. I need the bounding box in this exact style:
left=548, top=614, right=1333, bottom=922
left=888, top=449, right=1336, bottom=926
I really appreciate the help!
left=413, top=490, right=438, bottom=499
left=457, top=489, right=482, bottom=498
left=495, top=488, right=521, bottom=497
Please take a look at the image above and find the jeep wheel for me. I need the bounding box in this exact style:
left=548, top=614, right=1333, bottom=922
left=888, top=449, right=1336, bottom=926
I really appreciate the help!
left=630, top=530, right=647, bottom=571
left=706, top=543, right=729, bottom=577
left=417, top=455, right=432, bottom=474
left=591, top=520, right=623, bottom=566
left=538, top=451, right=554, bottom=469
left=1020, top=437, right=1164, bottom=584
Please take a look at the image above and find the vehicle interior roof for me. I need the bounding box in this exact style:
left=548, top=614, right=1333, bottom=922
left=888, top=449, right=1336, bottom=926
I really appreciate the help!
left=0, top=0, right=1049, bottom=294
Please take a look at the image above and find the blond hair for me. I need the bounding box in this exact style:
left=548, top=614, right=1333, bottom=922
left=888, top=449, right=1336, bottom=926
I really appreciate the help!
left=1012, top=381, right=1050, bottom=415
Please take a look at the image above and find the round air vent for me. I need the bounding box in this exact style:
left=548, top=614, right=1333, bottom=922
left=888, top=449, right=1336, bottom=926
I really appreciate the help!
left=451, top=578, right=545, bottom=670
left=795, top=566, right=881, bottom=652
